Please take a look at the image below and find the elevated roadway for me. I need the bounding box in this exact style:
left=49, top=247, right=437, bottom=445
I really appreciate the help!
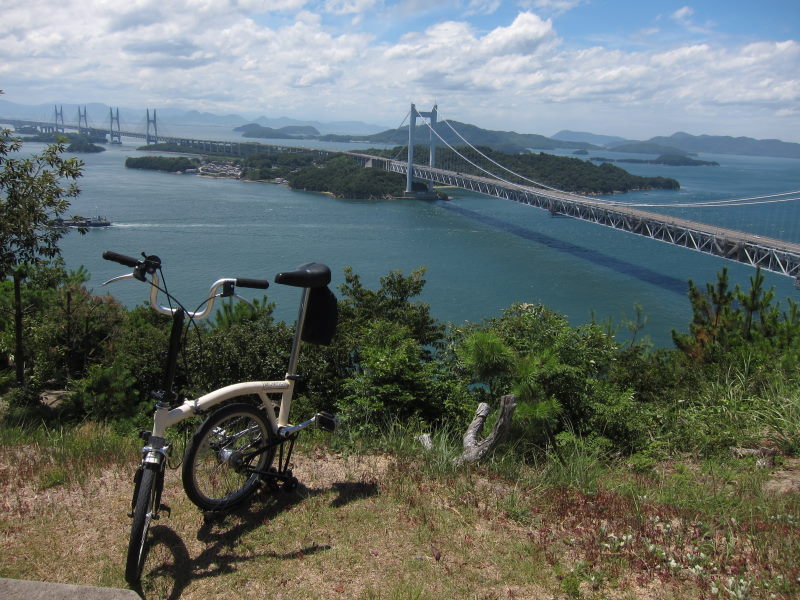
left=350, top=153, right=800, bottom=283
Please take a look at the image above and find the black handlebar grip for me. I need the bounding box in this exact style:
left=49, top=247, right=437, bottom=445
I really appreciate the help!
left=102, top=250, right=140, bottom=268
left=235, top=278, right=270, bottom=289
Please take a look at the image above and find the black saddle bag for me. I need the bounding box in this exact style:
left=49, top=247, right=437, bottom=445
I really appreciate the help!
left=301, top=286, right=338, bottom=345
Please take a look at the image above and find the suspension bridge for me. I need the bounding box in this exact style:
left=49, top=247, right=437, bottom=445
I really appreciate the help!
left=2, top=104, right=799, bottom=284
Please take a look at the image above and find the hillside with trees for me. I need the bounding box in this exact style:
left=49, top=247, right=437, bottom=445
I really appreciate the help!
left=320, top=121, right=595, bottom=154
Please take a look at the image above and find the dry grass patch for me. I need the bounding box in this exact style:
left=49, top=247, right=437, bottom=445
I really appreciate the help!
left=1, top=429, right=799, bottom=600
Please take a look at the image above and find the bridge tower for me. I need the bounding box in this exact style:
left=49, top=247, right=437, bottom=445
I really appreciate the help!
left=54, top=105, right=65, bottom=133
left=77, top=106, right=89, bottom=135
left=109, top=108, right=121, bottom=144
left=146, top=109, right=158, bottom=144
left=405, top=103, right=438, bottom=194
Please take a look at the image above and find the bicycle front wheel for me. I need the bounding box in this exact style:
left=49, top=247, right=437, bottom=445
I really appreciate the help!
left=125, top=464, right=161, bottom=584
left=182, top=403, right=275, bottom=511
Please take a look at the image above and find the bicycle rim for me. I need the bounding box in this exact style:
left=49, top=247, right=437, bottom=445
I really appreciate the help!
left=125, top=465, right=159, bottom=584
left=183, top=404, right=274, bottom=511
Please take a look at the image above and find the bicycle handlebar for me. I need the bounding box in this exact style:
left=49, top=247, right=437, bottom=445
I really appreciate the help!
left=102, top=250, right=140, bottom=268
left=235, top=278, right=270, bottom=290
left=102, top=250, right=269, bottom=319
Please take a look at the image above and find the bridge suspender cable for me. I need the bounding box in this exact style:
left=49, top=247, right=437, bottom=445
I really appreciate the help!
left=390, top=110, right=412, bottom=162
left=439, top=119, right=575, bottom=195
left=418, top=116, right=545, bottom=191
left=433, top=116, right=800, bottom=210
left=609, top=190, right=800, bottom=208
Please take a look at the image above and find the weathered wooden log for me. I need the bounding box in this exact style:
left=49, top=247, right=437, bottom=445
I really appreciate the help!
left=453, top=394, right=517, bottom=466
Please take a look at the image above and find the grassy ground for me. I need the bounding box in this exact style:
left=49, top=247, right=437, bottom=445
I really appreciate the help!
left=0, top=423, right=798, bottom=600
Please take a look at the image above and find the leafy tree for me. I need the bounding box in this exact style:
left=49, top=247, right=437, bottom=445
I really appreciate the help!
left=673, top=267, right=800, bottom=368
left=454, top=303, right=648, bottom=454
left=1, top=125, right=83, bottom=385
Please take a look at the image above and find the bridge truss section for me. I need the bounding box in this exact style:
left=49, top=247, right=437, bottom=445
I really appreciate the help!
left=380, top=158, right=800, bottom=284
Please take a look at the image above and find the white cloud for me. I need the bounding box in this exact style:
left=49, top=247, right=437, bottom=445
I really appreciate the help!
left=517, top=0, right=585, bottom=17
left=1, top=1, right=797, bottom=141
left=670, top=5, right=715, bottom=35
left=671, top=6, right=693, bottom=24
left=463, top=0, right=500, bottom=16
left=324, top=0, right=380, bottom=14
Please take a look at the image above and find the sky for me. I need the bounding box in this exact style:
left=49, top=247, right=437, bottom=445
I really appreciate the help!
left=1, top=0, right=798, bottom=141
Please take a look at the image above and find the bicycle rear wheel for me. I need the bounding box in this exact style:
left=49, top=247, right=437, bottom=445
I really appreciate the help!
left=125, top=464, right=161, bottom=584
left=182, top=403, right=275, bottom=511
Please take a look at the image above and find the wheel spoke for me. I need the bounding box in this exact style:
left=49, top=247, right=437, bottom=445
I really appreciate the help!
left=183, top=405, right=275, bottom=511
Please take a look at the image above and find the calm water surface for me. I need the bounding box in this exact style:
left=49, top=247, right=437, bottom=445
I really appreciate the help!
left=35, top=139, right=800, bottom=347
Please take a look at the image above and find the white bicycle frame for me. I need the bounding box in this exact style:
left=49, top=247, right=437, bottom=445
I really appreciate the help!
left=105, top=270, right=320, bottom=463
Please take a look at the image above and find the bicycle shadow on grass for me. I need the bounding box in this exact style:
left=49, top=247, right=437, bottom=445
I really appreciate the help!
left=135, top=479, right=379, bottom=600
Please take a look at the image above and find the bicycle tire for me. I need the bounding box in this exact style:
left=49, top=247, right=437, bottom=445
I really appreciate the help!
left=125, top=464, right=160, bottom=584
left=182, top=403, right=275, bottom=511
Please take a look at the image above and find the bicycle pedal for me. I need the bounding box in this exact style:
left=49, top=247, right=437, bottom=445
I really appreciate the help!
left=316, top=411, right=338, bottom=433
left=159, top=504, right=171, bottom=517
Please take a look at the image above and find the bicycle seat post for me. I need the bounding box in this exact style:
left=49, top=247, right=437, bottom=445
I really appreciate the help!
left=287, top=288, right=311, bottom=377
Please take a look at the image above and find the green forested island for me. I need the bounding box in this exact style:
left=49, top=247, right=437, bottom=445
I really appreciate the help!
left=590, top=154, right=719, bottom=167
left=124, top=145, right=679, bottom=197
left=17, top=132, right=106, bottom=152
left=358, top=145, right=679, bottom=194
left=234, top=123, right=320, bottom=138
left=125, top=156, right=199, bottom=172
left=66, top=136, right=105, bottom=153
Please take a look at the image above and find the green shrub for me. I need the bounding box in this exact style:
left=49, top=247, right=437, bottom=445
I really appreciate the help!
left=64, top=362, right=142, bottom=421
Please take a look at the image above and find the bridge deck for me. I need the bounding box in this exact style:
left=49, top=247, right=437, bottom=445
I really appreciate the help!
left=370, top=156, right=800, bottom=282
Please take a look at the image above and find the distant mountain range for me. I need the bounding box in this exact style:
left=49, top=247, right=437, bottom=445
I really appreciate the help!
left=554, top=129, right=800, bottom=159
left=643, top=132, right=800, bottom=159
left=233, top=123, right=320, bottom=139
left=2, top=99, right=799, bottom=159
left=552, top=130, right=628, bottom=146
left=320, top=121, right=593, bottom=153
left=0, top=99, right=385, bottom=136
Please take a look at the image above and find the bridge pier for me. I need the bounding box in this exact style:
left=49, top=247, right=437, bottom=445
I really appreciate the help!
left=108, top=108, right=121, bottom=144
left=54, top=105, right=64, bottom=133
left=77, top=106, right=88, bottom=135
left=406, top=103, right=439, bottom=195
left=146, top=109, right=158, bottom=144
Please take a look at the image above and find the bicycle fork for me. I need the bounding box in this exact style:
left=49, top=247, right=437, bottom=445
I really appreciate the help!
left=129, top=431, right=170, bottom=520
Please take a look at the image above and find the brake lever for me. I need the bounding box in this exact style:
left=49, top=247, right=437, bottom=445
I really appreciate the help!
left=214, top=292, right=255, bottom=310
left=101, top=273, right=136, bottom=286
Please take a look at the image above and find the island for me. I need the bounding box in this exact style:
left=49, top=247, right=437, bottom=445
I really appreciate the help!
left=125, top=156, right=200, bottom=172
left=123, top=146, right=680, bottom=198
left=590, top=154, right=719, bottom=167
left=67, top=136, right=105, bottom=153
left=18, top=132, right=106, bottom=152
left=234, top=123, right=320, bottom=139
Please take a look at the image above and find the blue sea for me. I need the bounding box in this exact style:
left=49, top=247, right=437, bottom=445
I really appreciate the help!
left=16, top=134, right=800, bottom=347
